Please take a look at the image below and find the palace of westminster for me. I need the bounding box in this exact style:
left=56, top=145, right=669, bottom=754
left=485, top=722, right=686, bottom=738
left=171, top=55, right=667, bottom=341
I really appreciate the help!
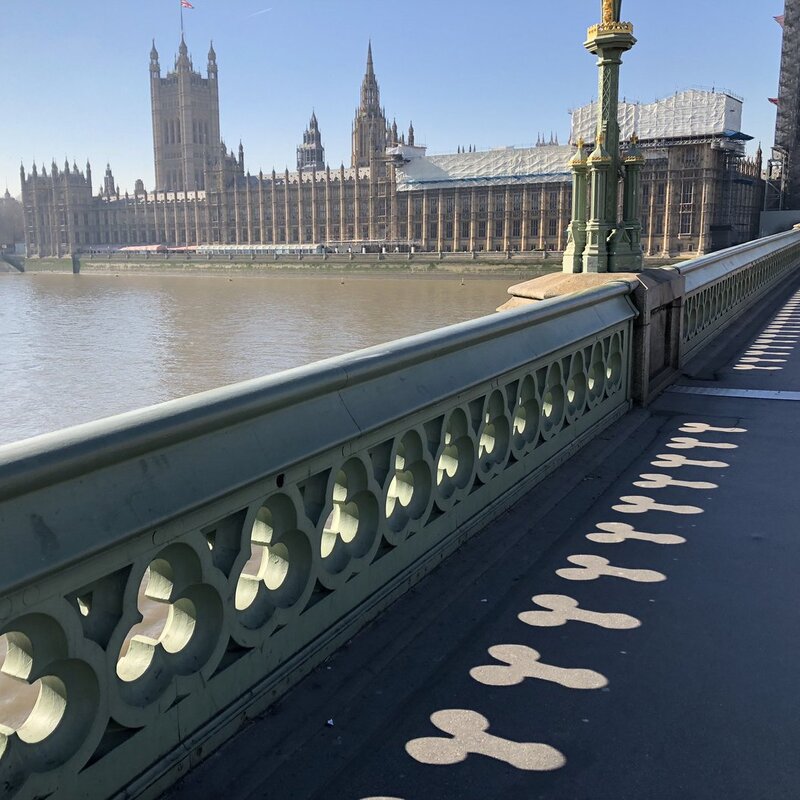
left=19, top=37, right=764, bottom=259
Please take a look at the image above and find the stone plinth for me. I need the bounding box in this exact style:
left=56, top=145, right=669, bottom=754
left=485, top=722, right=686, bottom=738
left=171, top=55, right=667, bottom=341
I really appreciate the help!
left=497, top=272, right=640, bottom=311
left=499, top=268, right=686, bottom=407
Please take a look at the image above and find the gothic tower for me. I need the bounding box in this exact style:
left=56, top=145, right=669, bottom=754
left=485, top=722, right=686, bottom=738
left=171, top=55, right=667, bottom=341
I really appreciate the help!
left=150, top=37, right=221, bottom=193
left=351, top=42, right=387, bottom=169
left=775, top=0, right=800, bottom=209
left=297, top=111, right=326, bottom=172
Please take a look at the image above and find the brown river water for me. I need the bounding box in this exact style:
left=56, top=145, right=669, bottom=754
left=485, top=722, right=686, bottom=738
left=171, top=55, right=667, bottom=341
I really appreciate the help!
left=0, top=272, right=517, bottom=446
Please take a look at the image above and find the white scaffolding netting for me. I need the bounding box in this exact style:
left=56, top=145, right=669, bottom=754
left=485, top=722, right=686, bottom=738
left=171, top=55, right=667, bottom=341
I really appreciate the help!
left=570, top=90, right=744, bottom=143
left=393, top=145, right=573, bottom=191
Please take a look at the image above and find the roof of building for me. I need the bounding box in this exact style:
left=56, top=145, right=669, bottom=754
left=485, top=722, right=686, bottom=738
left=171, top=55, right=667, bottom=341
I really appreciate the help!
left=393, top=145, right=573, bottom=192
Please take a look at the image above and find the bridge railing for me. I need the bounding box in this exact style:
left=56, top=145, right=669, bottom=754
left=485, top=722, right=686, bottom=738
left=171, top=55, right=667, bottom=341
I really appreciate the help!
left=2, top=227, right=800, bottom=800
left=0, top=283, right=635, bottom=800
left=676, top=228, right=800, bottom=362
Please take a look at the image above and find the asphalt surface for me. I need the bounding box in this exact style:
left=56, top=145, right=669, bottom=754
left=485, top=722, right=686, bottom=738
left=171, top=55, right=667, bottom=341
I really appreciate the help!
left=169, top=277, right=800, bottom=800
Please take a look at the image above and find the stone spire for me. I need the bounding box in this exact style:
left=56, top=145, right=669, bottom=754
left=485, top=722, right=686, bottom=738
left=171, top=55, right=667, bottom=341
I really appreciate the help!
left=352, top=41, right=388, bottom=169
left=360, top=41, right=380, bottom=113
left=177, top=34, right=191, bottom=71
left=298, top=111, right=326, bottom=171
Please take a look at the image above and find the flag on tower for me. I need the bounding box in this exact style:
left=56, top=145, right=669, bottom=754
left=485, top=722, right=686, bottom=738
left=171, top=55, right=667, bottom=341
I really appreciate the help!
left=181, top=1, right=194, bottom=8
left=769, top=97, right=780, bottom=106
left=774, top=15, right=785, bottom=27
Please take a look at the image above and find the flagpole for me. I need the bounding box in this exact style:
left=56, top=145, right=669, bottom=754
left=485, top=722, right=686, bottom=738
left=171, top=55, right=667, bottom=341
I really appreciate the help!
left=180, top=0, right=184, bottom=37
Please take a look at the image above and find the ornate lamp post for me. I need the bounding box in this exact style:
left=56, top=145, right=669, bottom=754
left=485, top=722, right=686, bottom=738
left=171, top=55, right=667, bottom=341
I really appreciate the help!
left=563, top=0, right=643, bottom=273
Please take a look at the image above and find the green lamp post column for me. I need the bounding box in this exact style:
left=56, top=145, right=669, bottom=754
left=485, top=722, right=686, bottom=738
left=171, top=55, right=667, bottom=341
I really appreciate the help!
left=562, top=139, right=588, bottom=273
left=583, top=134, right=613, bottom=273
left=580, top=1, right=638, bottom=273
left=613, top=134, right=646, bottom=270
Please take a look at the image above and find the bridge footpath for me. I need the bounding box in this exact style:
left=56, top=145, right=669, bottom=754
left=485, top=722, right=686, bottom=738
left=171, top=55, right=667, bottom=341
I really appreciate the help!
left=1, top=230, right=800, bottom=800
left=166, top=270, right=800, bottom=799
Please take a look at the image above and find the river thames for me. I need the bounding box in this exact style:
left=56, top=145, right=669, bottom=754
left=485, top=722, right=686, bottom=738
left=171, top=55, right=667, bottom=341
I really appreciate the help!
left=0, top=272, right=517, bottom=446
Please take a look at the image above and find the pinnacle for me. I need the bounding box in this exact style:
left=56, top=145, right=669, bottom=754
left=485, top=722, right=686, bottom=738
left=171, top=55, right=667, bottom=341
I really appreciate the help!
left=366, top=40, right=375, bottom=78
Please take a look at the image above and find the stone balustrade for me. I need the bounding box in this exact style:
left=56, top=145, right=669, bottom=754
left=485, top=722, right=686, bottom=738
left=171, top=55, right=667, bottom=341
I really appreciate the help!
left=677, top=228, right=800, bottom=360
left=0, top=284, right=634, bottom=799
left=0, top=228, right=799, bottom=799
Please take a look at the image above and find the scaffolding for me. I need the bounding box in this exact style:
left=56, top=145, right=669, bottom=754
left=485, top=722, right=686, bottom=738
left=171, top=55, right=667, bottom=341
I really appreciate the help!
left=570, top=90, right=744, bottom=145
left=775, top=0, right=800, bottom=209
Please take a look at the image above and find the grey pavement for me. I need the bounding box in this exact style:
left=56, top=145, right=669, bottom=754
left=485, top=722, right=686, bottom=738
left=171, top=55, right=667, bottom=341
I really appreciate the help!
left=168, top=277, right=800, bottom=800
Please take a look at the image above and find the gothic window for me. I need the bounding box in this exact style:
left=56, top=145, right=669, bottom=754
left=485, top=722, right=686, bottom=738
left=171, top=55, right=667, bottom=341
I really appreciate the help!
left=494, top=195, right=504, bottom=215
left=413, top=198, right=423, bottom=216
left=512, top=193, right=522, bottom=213
left=656, top=183, right=666, bottom=204
left=478, top=221, right=486, bottom=238
left=445, top=196, right=455, bottom=215
left=461, top=220, right=470, bottom=239
left=512, top=220, right=521, bottom=237
left=495, top=220, right=504, bottom=238
left=429, top=198, right=438, bottom=216
left=548, top=191, right=558, bottom=210
left=413, top=223, right=422, bottom=240
left=428, top=222, right=438, bottom=240
left=477, top=194, right=487, bottom=214
left=679, top=213, right=693, bottom=235
left=681, top=182, right=694, bottom=205
left=548, top=218, right=558, bottom=237
left=445, top=222, right=454, bottom=239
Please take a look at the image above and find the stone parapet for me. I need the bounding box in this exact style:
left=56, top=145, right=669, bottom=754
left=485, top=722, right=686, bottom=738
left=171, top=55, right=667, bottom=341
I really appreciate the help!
left=502, top=227, right=800, bottom=404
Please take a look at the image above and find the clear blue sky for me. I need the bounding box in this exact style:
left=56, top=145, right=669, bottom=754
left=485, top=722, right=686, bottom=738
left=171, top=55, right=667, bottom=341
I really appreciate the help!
left=1, top=0, right=787, bottom=196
